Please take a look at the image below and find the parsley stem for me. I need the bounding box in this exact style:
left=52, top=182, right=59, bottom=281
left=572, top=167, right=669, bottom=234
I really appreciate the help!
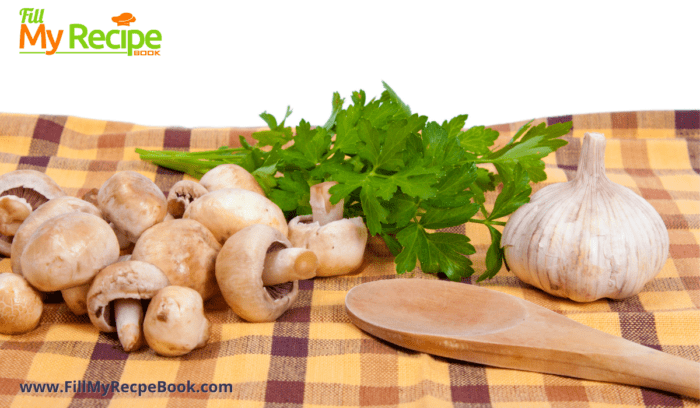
left=469, top=158, right=513, bottom=165
left=469, top=219, right=506, bottom=227
left=479, top=204, right=489, bottom=218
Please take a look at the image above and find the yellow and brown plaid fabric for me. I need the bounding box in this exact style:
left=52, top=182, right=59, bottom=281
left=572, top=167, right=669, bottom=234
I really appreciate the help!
left=0, top=111, right=698, bottom=408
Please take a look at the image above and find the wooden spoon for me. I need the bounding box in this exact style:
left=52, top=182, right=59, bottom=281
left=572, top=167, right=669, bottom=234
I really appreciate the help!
left=345, top=279, right=700, bottom=399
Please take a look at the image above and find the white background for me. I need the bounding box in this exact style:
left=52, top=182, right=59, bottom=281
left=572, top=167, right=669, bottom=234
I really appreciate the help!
left=1, top=1, right=698, bottom=129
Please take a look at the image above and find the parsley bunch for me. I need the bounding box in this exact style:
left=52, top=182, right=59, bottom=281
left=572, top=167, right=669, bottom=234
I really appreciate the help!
left=137, top=82, right=571, bottom=281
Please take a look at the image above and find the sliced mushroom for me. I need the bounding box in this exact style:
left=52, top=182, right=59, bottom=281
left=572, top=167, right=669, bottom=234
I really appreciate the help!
left=199, top=164, right=265, bottom=196
left=20, top=212, right=120, bottom=293
left=183, top=188, right=288, bottom=244
left=288, top=181, right=368, bottom=276
left=87, top=260, right=170, bottom=352
left=0, top=273, right=43, bottom=334
left=97, top=171, right=167, bottom=244
left=0, top=169, right=66, bottom=255
left=216, top=224, right=316, bottom=322
left=166, top=180, right=208, bottom=218
left=131, top=219, right=221, bottom=301
left=143, top=285, right=211, bottom=356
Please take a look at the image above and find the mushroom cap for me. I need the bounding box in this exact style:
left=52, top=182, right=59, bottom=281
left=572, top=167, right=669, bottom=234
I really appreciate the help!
left=215, top=224, right=299, bottom=322
left=143, top=285, right=211, bottom=357
left=20, top=212, right=120, bottom=292
left=97, top=171, right=167, bottom=243
left=166, top=180, right=208, bottom=218
left=199, top=164, right=265, bottom=196
left=61, top=284, right=90, bottom=316
left=11, top=196, right=102, bottom=276
left=0, top=169, right=65, bottom=210
left=131, top=219, right=221, bottom=301
left=184, top=188, right=288, bottom=244
left=87, top=260, right=170, bottom=332
left=0, top=273, right=43, bottom=334
left=288, top=215, right=368, bottom=276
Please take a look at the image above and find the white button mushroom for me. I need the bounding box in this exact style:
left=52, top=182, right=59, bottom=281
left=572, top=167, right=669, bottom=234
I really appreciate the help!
left=215, top=224, right=317, bottom=322
left=81, top=188, right=132, bottom=252
left=20, top=212, right=120, bottom=293
left=199, top=164, right=265, bottom=196
left=183, top=188, right=288, bottom=244
left=143, top=285, right=211, bottom=357
left=288, top=181, right=368, bottom=276
left=10, top=196, right=104, bottom=315
left=131, top=219, right=221, bottom=301
left=11, top=196, right=103, bottom=276
left=166, top=180, right=208, bottom=218
left=0, top=169, right=66, bottom=217
left=87, top=260, right=170, bottom=352
left=97, top=171, right=167, bottom=244
left=0, top=273, right=42, bottom=334
left=0, top=169, right=66, bottom=256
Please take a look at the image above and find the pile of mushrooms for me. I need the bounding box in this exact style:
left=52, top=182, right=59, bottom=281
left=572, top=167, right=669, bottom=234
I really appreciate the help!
left=0, top=164, right=369, bottom=357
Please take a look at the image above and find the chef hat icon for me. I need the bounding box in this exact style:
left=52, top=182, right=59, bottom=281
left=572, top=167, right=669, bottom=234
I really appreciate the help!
left=112, top=13, right=136, bottom=26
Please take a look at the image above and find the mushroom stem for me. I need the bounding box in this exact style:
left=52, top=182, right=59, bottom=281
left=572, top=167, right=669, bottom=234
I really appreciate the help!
left=115, top=298, right=144, bottom=352
left=262, top=248, right=318, bottom=286
left=310, top=182, right=344, bottom=226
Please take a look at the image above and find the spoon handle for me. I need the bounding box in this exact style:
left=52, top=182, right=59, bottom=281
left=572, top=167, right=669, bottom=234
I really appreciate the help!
left=598, top=343, right=700, bottom=399
left=497, top=306, right=700, bottom=399
left=444, top=306, right=700, bottom=399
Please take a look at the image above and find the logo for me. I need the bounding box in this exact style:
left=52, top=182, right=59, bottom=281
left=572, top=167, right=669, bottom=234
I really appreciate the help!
left=19, top=8, right=162, bottom=56
left=112, top=13, right=135, bottom=27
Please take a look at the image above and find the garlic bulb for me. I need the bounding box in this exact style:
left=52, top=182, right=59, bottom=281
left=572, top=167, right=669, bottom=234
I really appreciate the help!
left=501, top=132, right=669, bottom=302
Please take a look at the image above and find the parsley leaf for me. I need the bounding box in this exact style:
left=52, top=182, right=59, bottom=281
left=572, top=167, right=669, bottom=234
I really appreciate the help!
left=254, top=106, right=294, bottom=146
left=395, top=223, right=476, bottom=281
left=381, top=80, right=411, bottom=116
left=486, top=120, right=571, bottom=183
left=459, top=125, right=500, bottom=156
left=489, top=163, right=531, bottom=220
left=478, top=225, right=504, bottom=281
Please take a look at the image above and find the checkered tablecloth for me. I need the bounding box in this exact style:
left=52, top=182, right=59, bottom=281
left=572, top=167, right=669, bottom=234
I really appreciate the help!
left=0, top=111, right=698, bottom=407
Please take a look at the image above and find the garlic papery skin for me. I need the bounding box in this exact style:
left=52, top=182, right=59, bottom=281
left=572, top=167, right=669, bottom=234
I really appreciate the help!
left=501, top=132, right=669, bottom=302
